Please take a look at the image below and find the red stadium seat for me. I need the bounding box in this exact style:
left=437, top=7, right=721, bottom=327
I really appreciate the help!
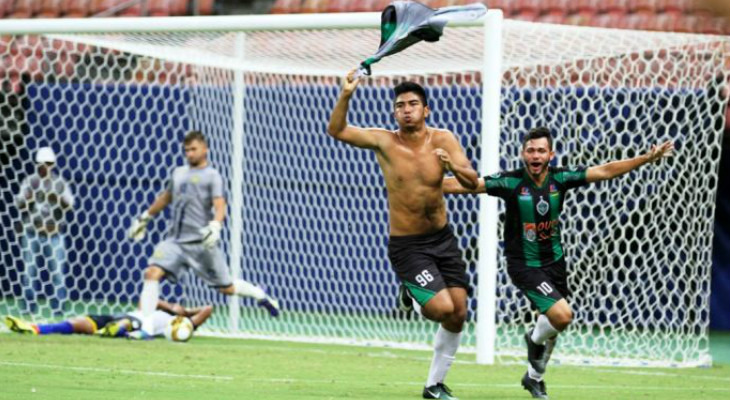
left=569, top=0, right=600, bottom=14
left=326, top=0, right=355, bottom=13
left=629, top=0, right=659, bottom=14
left=543, top=0, right=569, bottom=14
left=593, top=12, right=624, bottom=28
left=270, top=0, right=301, bottom=14
left=38, top=0, right=64, bottom=17
left=148, top=0, right=171, bottom=16
left=352, top=0, right=377, bottom=12
left=301, top=0, right=327, bottom=13
left=0, top=0, right=14, bottom=17
left=513, top=0, right=540, bottom=14
left=538, top=11, right=567, bottom=25
left=120, top=0, right=142, bottom=16
left=192, top=0, right=214, bottom=15
left=63, top=0, right=91, bottom=17
left=91, top=0, right=115, bottom=15
left=169, top=0, right=186, bottom=15
left=598, top=0, right=628, bottom=14
left=624, top=12, right=659, bottom=30
left=10, top=0, right=39, bottom=18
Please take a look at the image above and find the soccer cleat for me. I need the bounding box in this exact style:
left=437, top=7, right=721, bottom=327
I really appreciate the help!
left=521, top=372, right=549, bottom=399
left=97, top=319, right=129, bottom=338
left=423, top=383, right=458, bottom=399
left=525, top=331, right=547, bottom=374
left=398, top=284, right=413, bottom=313
left=4, top=316, right=38, bottom=335
left=257, top=287, right=280, bottom=317
left=126, top=330, right=153, bottom=341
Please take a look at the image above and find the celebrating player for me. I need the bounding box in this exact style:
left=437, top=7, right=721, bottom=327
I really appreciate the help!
left=5, top=300, right=212, bottom=338
left=128, top=130, right=279, bottom=337
left=443, top=127, right=674, bottom=399
left=328, top=70, right=478, bottom=400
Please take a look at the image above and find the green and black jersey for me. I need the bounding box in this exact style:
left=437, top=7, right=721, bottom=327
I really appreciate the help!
left=484, top=167, right=589, bottom=268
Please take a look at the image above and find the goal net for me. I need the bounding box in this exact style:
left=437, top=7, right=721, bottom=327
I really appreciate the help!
left=0, top=12, right=725, bottom=368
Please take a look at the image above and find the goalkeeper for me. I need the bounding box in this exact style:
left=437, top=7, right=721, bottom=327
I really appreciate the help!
left=127, top=131, right=279, bottom=337
left=443, top=127, right=673, bottom=399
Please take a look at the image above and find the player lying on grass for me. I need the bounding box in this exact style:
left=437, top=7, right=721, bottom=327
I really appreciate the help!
left=5, top=300, right=212, bottom=339
left=443, top=127, right=674, bottom=399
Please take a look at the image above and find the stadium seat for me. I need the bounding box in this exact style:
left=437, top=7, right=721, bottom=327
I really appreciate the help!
left=10, top=0, right=39, bottom=18
left=624, top=12, right=659, bottom=31
left=63, top=0, right=91, bottom=17
left=39, top=0, right=64, bottom=17
left=543, top=0, right=569, bottom=14
left=513, top=0, right=541, bottom=15
left=192, top=0, right=214, bottom=15
left=629, top=0, right=659, bottom=14
left=568, top=0, right=600, bottom=14
left=598, top=0, right=629, bottom=14
left=169, top=0, right=186, bottom=15
left=352, top=0, right=377, bottom=12
left=538, top=11, right=567, bottom=25
left=148, top=0, right=171, bottom=16
left=0, top=0, right=14, bottom=17
left=593, top=12, right=623, bottom=28
left=91, top=0, right=115, bottom=15
left=119, top=0, right=142, bottom=16
left=301, top=0, right=327, bottom=13
left=270, top=0, right=301, bottom=14
left=326, top=0, right=355, bottom=13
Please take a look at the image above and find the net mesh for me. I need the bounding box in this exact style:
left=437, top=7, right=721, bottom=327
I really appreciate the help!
left=0, top=18, right=725, bottom=367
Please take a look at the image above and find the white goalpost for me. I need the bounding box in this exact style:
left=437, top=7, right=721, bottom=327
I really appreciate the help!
left=0, top=10, right=725, bottom=368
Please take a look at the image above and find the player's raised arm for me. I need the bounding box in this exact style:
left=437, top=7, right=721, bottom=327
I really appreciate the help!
left=586, top=141, right=674, bottom=183
left=327, top=70, right=385, bottom=149
left=433, top=131, right=479, bottom=189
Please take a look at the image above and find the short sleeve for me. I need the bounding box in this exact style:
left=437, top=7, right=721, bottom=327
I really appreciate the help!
left=553, top=167, right=588, bottom=190
left=483, top=172, right=515, bottom=199
left=210, top=170, right=224, bottom=198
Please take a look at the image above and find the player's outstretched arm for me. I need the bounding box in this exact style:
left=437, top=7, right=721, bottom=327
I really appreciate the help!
left=586, top=141, right=674, bottom=183
left=433, top=131, right=479, bottom=189
left=187, top=305, right=214, bottom=328
left=443, top=176, right=486, bottom=194
left=327, top=70, right=385, bottom=149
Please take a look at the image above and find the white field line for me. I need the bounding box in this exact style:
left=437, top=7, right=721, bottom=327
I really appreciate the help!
left=0, top=361, right=233, bottom=381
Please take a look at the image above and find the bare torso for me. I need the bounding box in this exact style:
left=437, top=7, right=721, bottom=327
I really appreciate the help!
left=375, top=127, right=451, bottom=236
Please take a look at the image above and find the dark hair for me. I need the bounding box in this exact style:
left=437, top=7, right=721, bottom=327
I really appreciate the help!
left=184, top=130, right=206, bottom=145
left=522, top=127, right=552, bottom=150
left=393, top=81, right=428, bottom=107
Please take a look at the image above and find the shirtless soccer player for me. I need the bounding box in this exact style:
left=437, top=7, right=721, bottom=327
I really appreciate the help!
left=328, top=71, right=479, bottom=400
left=443, top=127, right=674, bottom=399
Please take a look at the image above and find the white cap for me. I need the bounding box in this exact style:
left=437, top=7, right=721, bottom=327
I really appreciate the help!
left=35, top=147, right=57, bottom=164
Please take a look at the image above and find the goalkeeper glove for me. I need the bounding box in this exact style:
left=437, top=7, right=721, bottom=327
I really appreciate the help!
left=200, top=221, right=222, bottom=249
left=128, top=211, right=152, bottom=242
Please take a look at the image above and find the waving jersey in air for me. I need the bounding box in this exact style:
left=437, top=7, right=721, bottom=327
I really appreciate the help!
left=357, top=1, right=487, bottom=77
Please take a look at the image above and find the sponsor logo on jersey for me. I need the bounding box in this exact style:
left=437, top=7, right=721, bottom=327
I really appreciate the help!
left=524, top=223, right=537, bottom=242
left=520, top=187, right=530, bottom=196
left=524, top=220, right=560, bottom=242
left=536, top=196, right=550, bottom=216
left=549, top=184, right=557, bottom=193
left=190, top=176, right=200, bottom=184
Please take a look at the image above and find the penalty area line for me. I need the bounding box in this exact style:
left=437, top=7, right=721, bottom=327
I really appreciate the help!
left=0, top=361, right=233, bottom=381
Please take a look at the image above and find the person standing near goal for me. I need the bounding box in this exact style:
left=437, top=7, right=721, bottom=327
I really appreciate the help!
left=328, top=71, right=479, bottom=400
left=443, top=127, right=674, bottom=399
left=127, top=130, right=279, bottom=337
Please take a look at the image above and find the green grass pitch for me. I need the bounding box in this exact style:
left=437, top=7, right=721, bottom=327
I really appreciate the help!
left=1, top=333, right=729, bottom=399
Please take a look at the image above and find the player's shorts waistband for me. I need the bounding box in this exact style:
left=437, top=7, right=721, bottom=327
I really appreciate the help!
left=388, top=224, right=454, bottom=246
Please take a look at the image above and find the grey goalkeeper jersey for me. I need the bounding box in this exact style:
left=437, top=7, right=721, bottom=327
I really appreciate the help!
left=166, top=165, right=224, bottom=243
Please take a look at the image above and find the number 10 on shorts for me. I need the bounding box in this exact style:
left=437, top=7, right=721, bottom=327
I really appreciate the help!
left=537, top=281, right=553, bottom=296
left=416, top=270, right=434, bottom=287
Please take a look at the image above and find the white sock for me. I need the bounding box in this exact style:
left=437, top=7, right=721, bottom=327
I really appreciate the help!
left=426, top=326, right=462, bottom=387
left=140, top=279, right=159, bottom=333
left=233, top=279, right=265, bottom=300
left=528, top=364, right=543, bottom=381
left=531, top=314, right=559, bottom=345
left=413, top=298, right=423, bottom=316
